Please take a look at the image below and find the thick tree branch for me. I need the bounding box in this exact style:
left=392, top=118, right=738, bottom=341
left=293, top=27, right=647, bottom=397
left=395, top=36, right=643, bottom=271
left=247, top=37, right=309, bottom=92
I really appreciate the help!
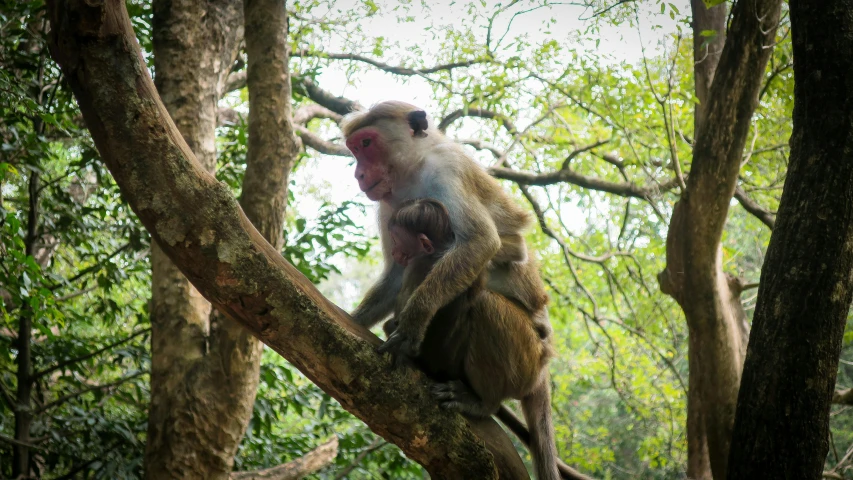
left=224, top=72, right=362, bottom=117
left=46, top=2, right=529, bottom=477
left=224, top=70, right=247, bottom=93
left=293, top=104, right=342, bottom=125
left=231, top=437, right=338, bottom=480
left=734, top=186, right=776, bottom=229
left=294, top=125, right=350, bottom=157
left=294, top=77, right=362, bottom=116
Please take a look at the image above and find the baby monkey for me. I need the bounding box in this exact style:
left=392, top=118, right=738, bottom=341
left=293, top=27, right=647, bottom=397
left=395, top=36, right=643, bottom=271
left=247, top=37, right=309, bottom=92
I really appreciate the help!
left=382, top=198, right=560, bottom=480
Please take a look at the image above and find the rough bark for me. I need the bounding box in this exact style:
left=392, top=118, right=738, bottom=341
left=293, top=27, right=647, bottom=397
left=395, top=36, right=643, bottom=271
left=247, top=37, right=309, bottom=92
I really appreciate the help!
left=45, top=1, right=531, bottom=478
left=230, top=437, right=338, bottom=480
left=658, top=0, right=782, bottom=477
left=691, top=0, right=727, bottom=139
left=145, top=0, right=249, bottom=478
left=685, top=3, right=727, bottom=479
left=727, top=1, right=853, bottom=478
left=241, top=0, right=299, bottom=248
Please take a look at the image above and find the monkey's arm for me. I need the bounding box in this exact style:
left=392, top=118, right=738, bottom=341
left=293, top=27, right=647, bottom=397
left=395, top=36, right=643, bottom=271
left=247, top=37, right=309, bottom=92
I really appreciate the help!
left=493, top=234, right=528, bottom=263
left=382, top=192, right=500, bottom=356
left=351, top=263, right=403, bottom=327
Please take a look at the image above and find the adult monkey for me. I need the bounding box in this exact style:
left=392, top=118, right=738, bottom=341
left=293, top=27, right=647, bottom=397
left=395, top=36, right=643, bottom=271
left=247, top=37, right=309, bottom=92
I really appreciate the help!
left=343, top=101, right=550, bottom=350
left=342, top=102, right=560, bottom=479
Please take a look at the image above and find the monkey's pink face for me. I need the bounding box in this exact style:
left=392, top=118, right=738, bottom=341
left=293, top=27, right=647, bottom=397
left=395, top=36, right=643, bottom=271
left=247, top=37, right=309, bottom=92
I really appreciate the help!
left=346, top=128, right=392, bottom=202
left=389, top=226, right=419, bottom=267
left=389, top=226, right=434, bottom=267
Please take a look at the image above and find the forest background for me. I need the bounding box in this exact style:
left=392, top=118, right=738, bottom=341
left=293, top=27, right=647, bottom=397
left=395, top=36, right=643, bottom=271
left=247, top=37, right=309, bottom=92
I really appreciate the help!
left=2, top=0, right=852, bottom=479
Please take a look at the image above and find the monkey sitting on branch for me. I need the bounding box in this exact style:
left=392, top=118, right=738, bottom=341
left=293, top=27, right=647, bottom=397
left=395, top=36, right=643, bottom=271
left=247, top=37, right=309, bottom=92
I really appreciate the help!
left=381, top=197, right=560, bottom=480
left=341, top=101, right=580, bottom=479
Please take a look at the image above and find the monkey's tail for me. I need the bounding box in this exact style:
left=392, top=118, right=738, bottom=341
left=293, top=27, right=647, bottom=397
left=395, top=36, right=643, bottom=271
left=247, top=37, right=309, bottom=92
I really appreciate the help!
left=501, top=381, right=594, bottom=480
left=520, top=376, right=561, bottom=480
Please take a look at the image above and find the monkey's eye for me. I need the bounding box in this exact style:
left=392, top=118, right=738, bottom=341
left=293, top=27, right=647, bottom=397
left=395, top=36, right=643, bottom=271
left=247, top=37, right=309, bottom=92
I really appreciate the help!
left=361, top=138, right=371, bottom=148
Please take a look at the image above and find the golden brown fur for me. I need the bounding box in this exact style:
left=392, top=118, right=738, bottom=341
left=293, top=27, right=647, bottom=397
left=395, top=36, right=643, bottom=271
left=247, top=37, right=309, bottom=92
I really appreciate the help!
left=383, top=198, right=558, bottom=480
left=344, top=102, right=558, bottom=479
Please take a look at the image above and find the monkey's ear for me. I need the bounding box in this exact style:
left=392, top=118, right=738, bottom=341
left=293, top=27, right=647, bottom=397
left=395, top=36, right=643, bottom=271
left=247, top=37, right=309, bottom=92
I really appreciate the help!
left=418, top=233, right=434, bottom=254
left=407, top=110, right=429, bottom=138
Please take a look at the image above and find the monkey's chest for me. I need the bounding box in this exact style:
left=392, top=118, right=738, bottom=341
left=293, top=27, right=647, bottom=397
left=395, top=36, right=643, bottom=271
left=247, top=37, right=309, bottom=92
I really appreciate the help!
left=414, top=299, right=471, bottom=382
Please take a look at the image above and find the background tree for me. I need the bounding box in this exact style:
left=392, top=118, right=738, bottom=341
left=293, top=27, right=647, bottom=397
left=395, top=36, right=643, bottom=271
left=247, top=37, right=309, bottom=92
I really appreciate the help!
left=144, top=0, right=257, bottom=477
left=728, top=0, right=853, bottom=478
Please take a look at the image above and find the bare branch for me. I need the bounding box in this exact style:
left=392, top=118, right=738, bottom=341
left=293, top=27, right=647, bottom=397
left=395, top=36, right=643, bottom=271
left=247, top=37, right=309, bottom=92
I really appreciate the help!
left=293, top=77, right=362, bottom=116
left=457, top=138, right=505, bottom=160
left=488, top=166, right=676, bottom=200
left=32, top=328, right=150, bottom=381
left=561, top=138, right=611, bottom=170
left=495, top=407, right=596, bottom=480
left=438, top=107, right=518, bottom=134
left=222, top=73, right=361, bottom=117
left=55, top=286, right=97, bottom=302
left=34, top=370, right=148, bottom=415
left=292, top=49, right=491, bottom=76
left=520, top=183, right=632, bottom=264
left=0, top=433, right=48, bottom=451
left=734, top=186, right=776, bottom=230
left=295, top=125, right=350, bottom=157
left=231, top=437, right=338, bottom=480
left=293, top=104, right=342, bottom=125
left=49, top=243, right=131, bottom=291
left=333, top=437, right=386, bottom=480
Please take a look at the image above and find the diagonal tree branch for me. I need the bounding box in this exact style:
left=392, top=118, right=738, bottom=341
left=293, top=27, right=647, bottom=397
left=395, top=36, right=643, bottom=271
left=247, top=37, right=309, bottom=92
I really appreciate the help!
left=224, top=72, right=362, bottom=116
left=295, top=125, right=350, bottom=157
left=34, top=370, right=148, bottom=415
left=293, top=104, right=342, bottom=125
left=733, top=186, right=775, bottom=230
left=293, top=77, right=363, bottom=116
left=31, top=328, right=150, bottom=381
left=231, top=437, right=338, bottom=480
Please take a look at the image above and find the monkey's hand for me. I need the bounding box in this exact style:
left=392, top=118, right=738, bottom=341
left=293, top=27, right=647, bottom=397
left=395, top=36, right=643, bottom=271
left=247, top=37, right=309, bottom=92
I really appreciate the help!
left=377, top=314, right=425, bottom=367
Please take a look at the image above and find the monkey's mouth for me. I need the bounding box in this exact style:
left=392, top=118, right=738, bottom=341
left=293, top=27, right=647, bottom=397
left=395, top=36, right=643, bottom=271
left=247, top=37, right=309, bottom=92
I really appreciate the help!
left=363, top=180, right=381, bottom=194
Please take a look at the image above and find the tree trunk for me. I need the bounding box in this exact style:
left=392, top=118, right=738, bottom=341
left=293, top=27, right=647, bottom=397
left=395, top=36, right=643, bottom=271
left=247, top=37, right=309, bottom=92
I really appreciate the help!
left=144, top=1, right=250, bottom=479
left=658, top=0, right=782, bottom=477
left=46, top=1, right=532, bottom=478
left=727, top=1, right=853, bottom=478
left=685, top=3, right=727, bottom=478
left=241, top=0, right=299, bottom=249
